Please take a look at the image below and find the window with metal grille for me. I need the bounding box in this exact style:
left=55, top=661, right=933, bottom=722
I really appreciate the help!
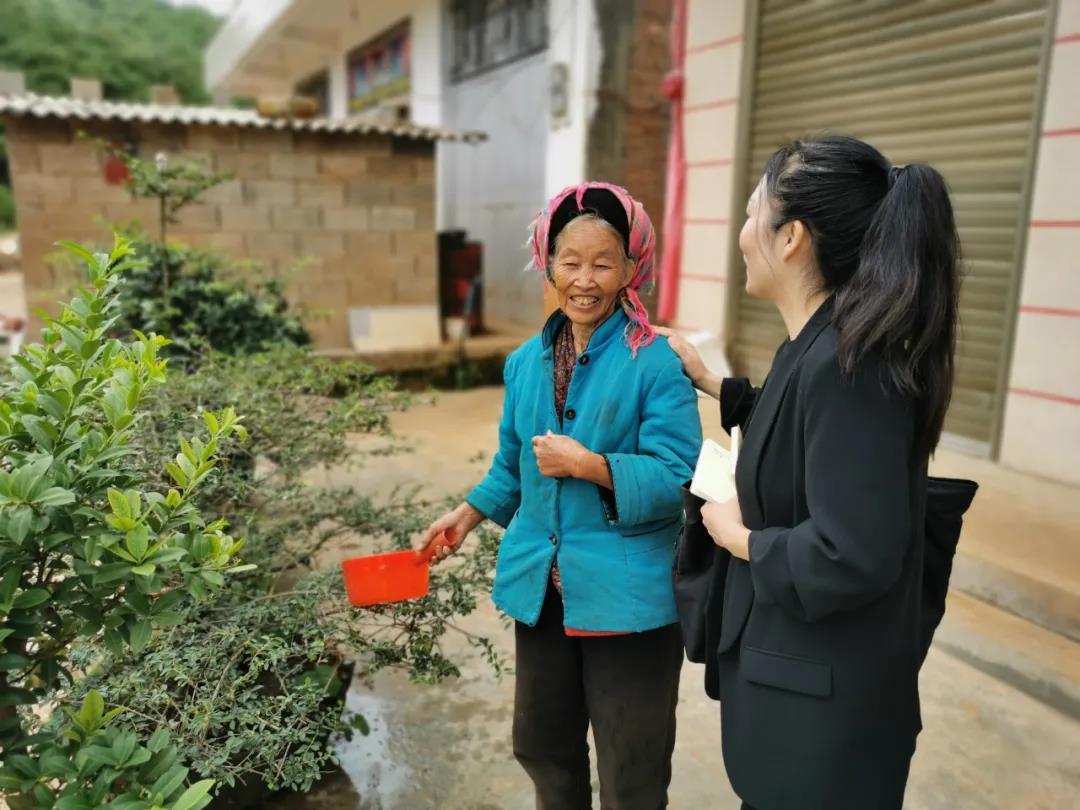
left=449, top=0, right=548, bottom=83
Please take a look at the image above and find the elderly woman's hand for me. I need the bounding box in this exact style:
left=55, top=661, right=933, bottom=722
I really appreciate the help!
left=532, top=431, right=591, bottom=479
left=415, top=502, right=484, bottom=565
left=701, top=497, right=751, bottom=561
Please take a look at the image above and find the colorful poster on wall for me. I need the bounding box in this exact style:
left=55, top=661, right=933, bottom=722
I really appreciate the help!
left=348, top=20, right=411, bottom=113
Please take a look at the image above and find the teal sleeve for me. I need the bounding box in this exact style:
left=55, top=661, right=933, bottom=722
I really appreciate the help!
left=606, top=354, right=702, bottom=527
left=465, top=355, right=522, bottom=528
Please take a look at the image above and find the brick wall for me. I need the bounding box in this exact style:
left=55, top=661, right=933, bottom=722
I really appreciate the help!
left=576, top=0, right=671, bottom=320
left=3, top=116, right=437, bottom=350
left=623, top=0, right=672, bottom=249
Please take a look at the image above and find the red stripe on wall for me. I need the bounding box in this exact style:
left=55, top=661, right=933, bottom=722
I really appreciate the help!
left=1044, top=128, right=1080, bottom=138
left=679, top=273, right=726, bottom=284
left=684, top=217, right=729, bottom=225
left=687, top=158, right=735, bottom=168
left=685, top=97, right=738, bottom=113
left=1019, top=305, right=1080, bottom=318
left=1054, top=32, right=1080, bottom=45
left=1030, top=220, right=1080, bottom=228
left=686, top=34, right=743, bottom=55
left=1010, top=388, right=1080, bottom=407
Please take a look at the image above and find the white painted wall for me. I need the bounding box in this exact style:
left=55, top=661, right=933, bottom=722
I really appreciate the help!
left=543, top=0, right=601, bottom=198
left=440, top=49, right=549, bottom=327
left=328, top=57, right=348, bottom=119
left=674, top=0, right=745, bottom=338
left=204, top=0, right=292, bottom=93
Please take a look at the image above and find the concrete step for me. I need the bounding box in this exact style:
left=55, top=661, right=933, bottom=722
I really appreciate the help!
left=951, top=549, right=1080, bottom=641
left=933, top=590, right=1080, bottom=720
left=928, top=450, right=1080, bottom=643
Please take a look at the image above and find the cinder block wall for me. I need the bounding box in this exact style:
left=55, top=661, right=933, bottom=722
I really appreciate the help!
left=4, top=116, right=437, bottom=349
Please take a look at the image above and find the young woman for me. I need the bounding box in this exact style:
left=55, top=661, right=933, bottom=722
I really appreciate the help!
left=660, top=135, right=960, bottom=809
left=419, top=183, right=701, bottom=809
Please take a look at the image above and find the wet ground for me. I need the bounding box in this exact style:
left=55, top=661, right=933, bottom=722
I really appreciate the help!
left=267, top=387, right=1080, bottom=810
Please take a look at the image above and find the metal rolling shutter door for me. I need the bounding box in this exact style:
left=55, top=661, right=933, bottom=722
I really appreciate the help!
left=732, top=0, right=1052, bottom=447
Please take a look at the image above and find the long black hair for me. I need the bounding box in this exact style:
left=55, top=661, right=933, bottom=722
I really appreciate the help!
left=762, top=134, right=959, bottom=456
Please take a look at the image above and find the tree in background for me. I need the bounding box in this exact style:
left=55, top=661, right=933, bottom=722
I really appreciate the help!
left=0, top=0, right=219, bottom=103
left=0, top=0, right=221, bottom=229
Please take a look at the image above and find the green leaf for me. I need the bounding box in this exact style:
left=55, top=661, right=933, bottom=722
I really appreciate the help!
left=0, top=687, right=37, bottom=706
left=8, top=506, right=33, bottom=543
left=131, top=563, right=157, bottom=577
left=170, top=779, right=215, bottom=810
left=57, top=239, right=100, bottom=267
left=125, top=490, right=142, bottom=519
left=95, top=562, right=134, bottom=584
left=147, top=728, right=171, bottom=753
left=34, top=487, right=76, bottom=507
left=112, top=731, right=137, bottom=766
left=165, top=462, right=189, bottom=488
left=0, top=653, right=32, bottom=672
left=21, top=415, right=56, bottom=450
left=200, top=570, right=224, bottom=587
left=12, top=588, right=51, bottom=609
left=150, top=589, right=187, bottom=614
left=151, top=611, right=183, bottom=626
left=126, top=525, right=149, bottom=561
left=37, top=392, right=67, bottom=421
left=151, top=765, right=189, bottom=802
left=107, top=545, right=137, bottom=563
left=129, top=618, right=152, bottom=654
left=55, top=796, right=91, bottom=810
left=107, top=488, right=131, bottom=519
left=82, top=690, right=106, bottom=726
left=0, top=567, right=20, bottom=603
left=103, top=628, right=125, bottom=656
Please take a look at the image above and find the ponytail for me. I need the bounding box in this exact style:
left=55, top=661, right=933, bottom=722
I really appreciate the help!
left=762, top=136, right=960, bottom=456
left=835, top=164, right=959, bottom=455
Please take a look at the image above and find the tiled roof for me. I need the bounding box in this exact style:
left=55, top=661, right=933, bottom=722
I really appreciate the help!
left=0, top=93, right=485, bottom=143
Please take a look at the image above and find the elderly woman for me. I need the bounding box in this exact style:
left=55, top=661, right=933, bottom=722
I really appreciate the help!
left=418, top=182, right=701, bottom=809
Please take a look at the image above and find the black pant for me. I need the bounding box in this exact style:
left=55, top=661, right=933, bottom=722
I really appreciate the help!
left=512, top=584, right=684, bottom=810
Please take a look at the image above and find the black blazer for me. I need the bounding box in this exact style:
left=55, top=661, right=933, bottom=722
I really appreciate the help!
left=705, top=300, right=928, bottom=810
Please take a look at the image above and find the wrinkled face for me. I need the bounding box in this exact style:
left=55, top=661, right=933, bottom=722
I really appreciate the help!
left=550, top=217, right=632, bottom=327
left=738, top=178, right=787, bottom=301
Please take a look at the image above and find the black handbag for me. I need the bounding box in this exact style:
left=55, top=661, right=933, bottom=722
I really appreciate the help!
left=920, top=475, right=979, bottom=660
left=672, top=476, right=978, bottom=665
left=673, top=484, right=728, bottom=663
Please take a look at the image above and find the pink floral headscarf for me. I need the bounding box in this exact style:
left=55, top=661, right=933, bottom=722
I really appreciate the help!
left=526, top=181, right=657, bottom=356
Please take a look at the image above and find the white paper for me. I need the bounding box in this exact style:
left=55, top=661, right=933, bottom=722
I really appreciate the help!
left=690, top=438, right=737, bottom=504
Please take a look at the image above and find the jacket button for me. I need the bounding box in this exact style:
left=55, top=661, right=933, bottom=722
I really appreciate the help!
left=549, top=534, right=558, bottom=545
left=565, top=408, right=576, bottom=420
left=578, top=354, right=589, bottom=365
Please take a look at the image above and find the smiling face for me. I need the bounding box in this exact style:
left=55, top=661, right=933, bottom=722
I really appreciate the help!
left=738, top=178, right=787, bottom=301
left=738, top=174, right=822, bottom=306
left=550, top=215, right=632, bottom=327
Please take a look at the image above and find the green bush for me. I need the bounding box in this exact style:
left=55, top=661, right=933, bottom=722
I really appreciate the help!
left=70, top=346, right=504, bottom=795
left=0, top=236, right=248, bottom=808
left=114, top=239, right=309, bottom=361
